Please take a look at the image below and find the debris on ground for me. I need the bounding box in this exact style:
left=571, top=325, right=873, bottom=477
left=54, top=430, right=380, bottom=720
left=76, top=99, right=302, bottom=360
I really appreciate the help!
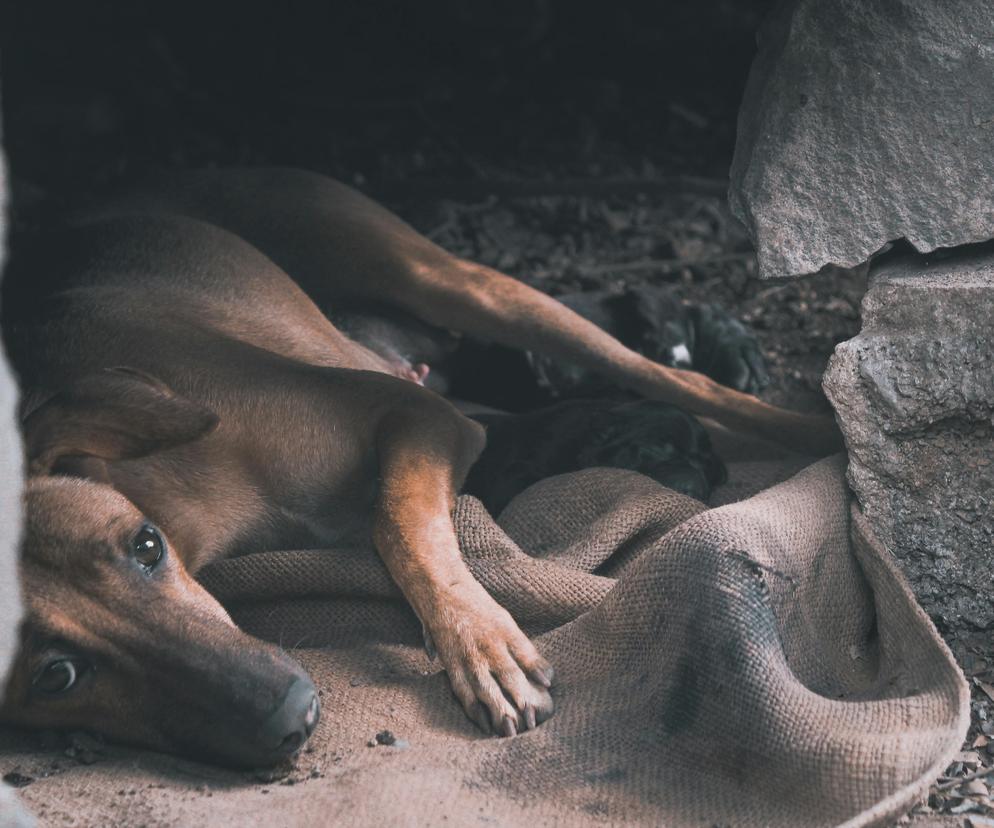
left=2, top=770, right=34, bottom=788
left=64, top=730, right=105, bottom=765
left=252, top=760, right=295, bottom=784
left=404, top=190, right=866, bottom=415
left=899, top=631, right=994, bottom=823
left=365, top=729, right=409, bottom=750
left=375, top=730, right=396, bottom=746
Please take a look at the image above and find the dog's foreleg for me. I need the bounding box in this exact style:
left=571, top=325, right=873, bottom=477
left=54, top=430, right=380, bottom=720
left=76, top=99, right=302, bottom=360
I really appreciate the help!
left=370, top=404, right=554, bottom=736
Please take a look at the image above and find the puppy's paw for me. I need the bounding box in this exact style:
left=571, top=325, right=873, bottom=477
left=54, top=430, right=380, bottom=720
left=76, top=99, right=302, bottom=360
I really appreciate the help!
left=429, top=589, right=554, bottom=736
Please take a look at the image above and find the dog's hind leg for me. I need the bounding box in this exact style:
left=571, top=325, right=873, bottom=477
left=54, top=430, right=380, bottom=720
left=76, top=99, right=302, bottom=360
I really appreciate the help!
left=96, top=168, right=838, bottom=455
left=384, top=254, right=841, bottom=456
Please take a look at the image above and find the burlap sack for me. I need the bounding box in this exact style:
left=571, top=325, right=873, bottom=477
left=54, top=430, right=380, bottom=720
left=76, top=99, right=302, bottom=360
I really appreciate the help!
left=0, top=456, right=968, bottom=827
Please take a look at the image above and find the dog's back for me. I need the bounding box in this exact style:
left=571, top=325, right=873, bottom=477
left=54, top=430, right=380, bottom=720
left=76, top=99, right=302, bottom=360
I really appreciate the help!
left=76, top=167, right=445, bottom=309
left=3, top=211, right=394, bottom=399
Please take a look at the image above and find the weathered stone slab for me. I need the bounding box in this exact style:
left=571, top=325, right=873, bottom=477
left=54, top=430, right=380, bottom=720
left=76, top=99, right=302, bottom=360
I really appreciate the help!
left=730, top=0, right=994, bottom=279
left=824, top=245, right=994, bottom=629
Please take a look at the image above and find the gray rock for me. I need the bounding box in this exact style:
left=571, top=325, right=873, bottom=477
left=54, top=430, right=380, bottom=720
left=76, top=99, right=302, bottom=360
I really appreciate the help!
left=0, top=97, right=32, bottom=827
left=824, top=245, right=994, bottom=630
left=0, top=785, right=35, bottom=828
left=730, top=0, right=994, bottom=279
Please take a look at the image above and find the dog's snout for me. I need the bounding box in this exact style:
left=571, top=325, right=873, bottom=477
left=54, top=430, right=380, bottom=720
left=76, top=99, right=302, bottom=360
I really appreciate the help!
left=257, top=678, right=320, bottom=760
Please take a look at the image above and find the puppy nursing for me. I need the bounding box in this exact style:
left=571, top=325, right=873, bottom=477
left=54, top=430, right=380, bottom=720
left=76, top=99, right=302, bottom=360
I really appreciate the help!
left=0, top=168, right=839, bottom=764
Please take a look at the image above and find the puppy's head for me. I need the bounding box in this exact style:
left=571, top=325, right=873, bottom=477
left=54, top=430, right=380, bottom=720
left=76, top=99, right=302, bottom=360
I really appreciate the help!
left=0, top=368, right=320, bottom=767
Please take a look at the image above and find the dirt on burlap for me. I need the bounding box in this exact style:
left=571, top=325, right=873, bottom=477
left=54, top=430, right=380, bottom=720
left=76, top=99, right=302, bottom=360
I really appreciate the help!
left=0, top=457, right=968, bottom=827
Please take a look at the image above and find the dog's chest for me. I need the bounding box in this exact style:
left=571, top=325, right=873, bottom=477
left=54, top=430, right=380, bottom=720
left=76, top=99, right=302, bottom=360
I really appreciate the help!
left=267, top=503, right=371, bottom=551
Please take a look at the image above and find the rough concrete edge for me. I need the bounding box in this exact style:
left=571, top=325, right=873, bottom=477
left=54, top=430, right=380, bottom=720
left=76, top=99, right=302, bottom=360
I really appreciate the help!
left=824, top=244, right=994, bottom=446
left=726, top=0, right=867, bottom=281
left=0, top=78, right=33, bottom=828
left=727, top=0, right=796, bottom=261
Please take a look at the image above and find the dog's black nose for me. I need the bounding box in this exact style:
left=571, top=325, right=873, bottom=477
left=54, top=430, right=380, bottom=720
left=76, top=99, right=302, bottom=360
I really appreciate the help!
left=257, top=678, right=321, bottom=759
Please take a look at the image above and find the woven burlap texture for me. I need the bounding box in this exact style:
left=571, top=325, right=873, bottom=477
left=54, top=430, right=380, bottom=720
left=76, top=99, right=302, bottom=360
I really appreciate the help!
left=1, top=456, right=969, bottom=827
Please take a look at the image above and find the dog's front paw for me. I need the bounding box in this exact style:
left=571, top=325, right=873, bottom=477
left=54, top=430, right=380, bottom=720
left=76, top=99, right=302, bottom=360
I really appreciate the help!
left=427, top=586, right=554, bottom=736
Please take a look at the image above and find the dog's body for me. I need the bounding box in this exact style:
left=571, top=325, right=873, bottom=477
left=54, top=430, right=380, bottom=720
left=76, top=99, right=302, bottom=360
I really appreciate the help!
left=0, top=168, right=839, bottom=765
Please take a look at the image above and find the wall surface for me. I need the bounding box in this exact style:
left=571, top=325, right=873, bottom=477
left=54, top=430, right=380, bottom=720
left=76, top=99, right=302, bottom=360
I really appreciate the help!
left=0, top=99, right=32, bottom=828
left=730, top=0, right=994, bottom=279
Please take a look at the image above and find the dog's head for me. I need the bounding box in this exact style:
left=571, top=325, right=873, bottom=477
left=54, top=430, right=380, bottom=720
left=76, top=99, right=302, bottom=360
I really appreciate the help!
left=0, top=368, right=320, bottom=767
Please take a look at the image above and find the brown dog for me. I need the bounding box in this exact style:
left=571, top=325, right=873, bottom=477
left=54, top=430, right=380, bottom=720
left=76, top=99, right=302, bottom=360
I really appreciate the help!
left=0, top=168, right=839, bottom=766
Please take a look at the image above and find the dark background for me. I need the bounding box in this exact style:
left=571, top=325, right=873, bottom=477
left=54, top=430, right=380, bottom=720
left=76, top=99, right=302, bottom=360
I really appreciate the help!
left=0, top=0, right=773, bottom=194
left=0, top=0, right=863, bottom=417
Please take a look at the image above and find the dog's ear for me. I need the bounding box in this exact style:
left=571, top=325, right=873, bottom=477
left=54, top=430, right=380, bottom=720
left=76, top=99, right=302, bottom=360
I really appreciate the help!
left=23, top=367, right=220, bottom=476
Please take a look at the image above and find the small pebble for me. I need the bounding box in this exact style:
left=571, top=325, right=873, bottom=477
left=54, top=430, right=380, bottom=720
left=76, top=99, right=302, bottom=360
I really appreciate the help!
left=2, top=772, right=34, bottom=789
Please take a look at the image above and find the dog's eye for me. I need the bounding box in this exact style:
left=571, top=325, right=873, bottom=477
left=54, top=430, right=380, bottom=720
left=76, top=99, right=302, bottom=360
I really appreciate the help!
left=132, top=524, right=165, bottom=570
left=33, top=658, right=87, bottom=695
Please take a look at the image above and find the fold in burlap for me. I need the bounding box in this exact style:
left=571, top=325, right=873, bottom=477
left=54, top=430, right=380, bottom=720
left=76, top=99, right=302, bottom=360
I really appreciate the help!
left=1, top=457, right=968, bottom=827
